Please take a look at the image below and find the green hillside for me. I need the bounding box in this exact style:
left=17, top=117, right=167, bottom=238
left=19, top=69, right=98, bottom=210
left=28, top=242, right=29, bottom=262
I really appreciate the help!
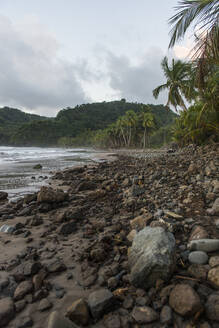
left=0, top=101, right=177, bottom=146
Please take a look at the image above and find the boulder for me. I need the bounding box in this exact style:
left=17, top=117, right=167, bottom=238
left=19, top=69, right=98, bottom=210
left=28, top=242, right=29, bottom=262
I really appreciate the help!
left=88, top=288, right=115, bottom=319
left=37, top=186, right=67, bottom=203
left=0, top=297, right=15, bottom=327
left=58, top=222, right=77, bottom=235
left=128, top=227, right=175, bottom=289
left=169, top=284, right=202, bottom=316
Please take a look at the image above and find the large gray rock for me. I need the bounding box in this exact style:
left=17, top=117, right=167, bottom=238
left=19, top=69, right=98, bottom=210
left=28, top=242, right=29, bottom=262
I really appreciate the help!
left=88, top=288, right=115, bottom=319
left=188, top=239, right=219, bottom=252
left=128, top=227, right=175, bottom=289
left=37, top=186, right=67, bottom=203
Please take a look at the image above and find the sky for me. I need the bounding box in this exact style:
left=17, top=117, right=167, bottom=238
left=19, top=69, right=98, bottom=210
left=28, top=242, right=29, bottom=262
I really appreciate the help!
left=0, top=0, right=191, bottom=116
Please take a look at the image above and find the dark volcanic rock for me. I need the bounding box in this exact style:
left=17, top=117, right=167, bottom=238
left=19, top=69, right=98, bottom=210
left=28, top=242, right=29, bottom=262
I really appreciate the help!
left=0, top=297, right=15, bottom=327
left=58, top=221, right=77, bottom=235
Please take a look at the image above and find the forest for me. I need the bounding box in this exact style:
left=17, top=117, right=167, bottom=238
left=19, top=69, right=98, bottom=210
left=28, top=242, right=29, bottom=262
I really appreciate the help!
left=0, top=102, right=176, bottom=147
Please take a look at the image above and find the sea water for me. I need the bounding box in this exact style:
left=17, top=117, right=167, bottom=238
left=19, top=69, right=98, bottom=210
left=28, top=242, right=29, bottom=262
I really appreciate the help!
left=0, top=146, right=104, bottom=200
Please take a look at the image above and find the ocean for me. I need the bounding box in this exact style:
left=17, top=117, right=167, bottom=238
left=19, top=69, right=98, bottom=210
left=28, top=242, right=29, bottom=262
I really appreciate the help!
left=0, top=146, right=107, bottom=200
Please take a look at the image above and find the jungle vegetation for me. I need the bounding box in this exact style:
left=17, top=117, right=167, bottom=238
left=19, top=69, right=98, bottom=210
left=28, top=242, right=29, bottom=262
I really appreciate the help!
left=153, top=0, right=219, bottom=145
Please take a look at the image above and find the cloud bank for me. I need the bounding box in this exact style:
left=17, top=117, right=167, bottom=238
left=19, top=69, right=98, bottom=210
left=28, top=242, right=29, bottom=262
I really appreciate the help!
left=0, top=16, right=169, bottom=116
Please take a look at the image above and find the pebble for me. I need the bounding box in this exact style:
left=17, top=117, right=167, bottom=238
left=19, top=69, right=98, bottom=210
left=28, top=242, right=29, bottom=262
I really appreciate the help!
left=131, top=306, right=158, bottom=324
left=188, top=251, right=208, bottom=264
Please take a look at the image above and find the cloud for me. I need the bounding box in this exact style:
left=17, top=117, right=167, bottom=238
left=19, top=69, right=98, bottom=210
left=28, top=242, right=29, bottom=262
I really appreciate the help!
left=0, top=16, right=88, bottom=116
left=103, top=47, right=167, bottom=104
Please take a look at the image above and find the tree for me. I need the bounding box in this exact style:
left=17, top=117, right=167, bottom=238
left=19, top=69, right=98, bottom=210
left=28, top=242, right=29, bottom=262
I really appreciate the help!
left=169, top=0, right=219, bottom=89
left=152, top=56, right=194, bottom=111
left=140, top=111, right=156, bottom=148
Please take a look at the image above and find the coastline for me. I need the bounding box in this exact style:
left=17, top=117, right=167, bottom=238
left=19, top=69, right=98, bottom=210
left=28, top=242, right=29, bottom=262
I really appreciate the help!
left=0, top=144, right=218, bottom=327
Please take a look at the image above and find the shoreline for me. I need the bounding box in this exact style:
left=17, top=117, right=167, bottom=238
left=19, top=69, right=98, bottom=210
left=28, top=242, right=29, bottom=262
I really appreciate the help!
left=0, top=144, right=218, bottom=327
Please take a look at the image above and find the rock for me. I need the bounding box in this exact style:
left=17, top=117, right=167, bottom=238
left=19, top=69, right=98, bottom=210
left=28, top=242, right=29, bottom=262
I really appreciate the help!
left=0, top=297, right=15, bottom=327
left=15, top=300, right=26, bottom=313
left=17, top=316, right=33, bottom=328
left=188, top=239, right=219, bottom=252
left=33, top=164, right=42, bottom=169
left=208, top=267, right=219, bottom=289
left=0, top=224, right=15, bottom=234
left=14, top=281, right=33, bottom=301
left=0, top=191, right=8, bottom=201
left=46, top=259, right=66, bottom=273
left=130, top=216, right=147, bottom=231
left=129, top=227, right=175, bottom=289
left=160, top=305, right=172, bottom=325
left=33, top=270, right=47, bottom=290
left=164, top=211, right=183, bottom=219
left=38, top=298, right=52, bottom=311
left=208, top=198, right=219, bottom=215
left=189, top=225, right=209, bottom=241
left=169, top=284, right=202, bottom=316
left=48, top=311, right=79, bottom=328
left=37, top=186, right=67, bottom=203
left=15, top=262, right=42, bottom=277
left=88, top=288, right=115, bottom=319
left=66, top=298, right=90, bottom=326
left=58, top=222, right=77, bottom=235
left=188, top=251, right=208, bottom=264
left=77, top=181, right=97, bottom=191
left=188, top=264, right=209, bottom=280
left=104, top=314, right=121, bottom=328
left=205, top=294, right=219, bottom=322
left=131, top=306, right=158, bottom=324
left=209, top=256, right=219, bottom=268
left=126, top=229, right=136, bottom=242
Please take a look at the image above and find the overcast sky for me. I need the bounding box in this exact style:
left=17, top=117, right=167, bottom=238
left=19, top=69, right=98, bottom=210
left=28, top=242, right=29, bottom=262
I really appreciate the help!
left=0, top=0, right=191, bottom=116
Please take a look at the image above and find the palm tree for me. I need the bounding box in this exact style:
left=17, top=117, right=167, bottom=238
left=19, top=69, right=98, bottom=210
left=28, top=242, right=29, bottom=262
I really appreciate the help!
left=140, top=112, right=155, bottom=148
left=169, top=1, right=219, bottom=88
left=153, top=56, right=194, bottom=111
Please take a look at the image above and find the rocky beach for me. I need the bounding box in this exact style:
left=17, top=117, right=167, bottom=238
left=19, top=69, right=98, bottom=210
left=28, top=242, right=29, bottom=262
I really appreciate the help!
left=0, top=144, right=219, bottom=328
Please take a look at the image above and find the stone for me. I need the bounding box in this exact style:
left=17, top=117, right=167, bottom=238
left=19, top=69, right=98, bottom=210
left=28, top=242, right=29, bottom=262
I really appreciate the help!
left=0, top=191, right=8, bottom=200
left=58, top=222, right=77, bottom=235
left=46, top=259, right=66, bottom=273
left=205, top=294, right=219, bottom=322
left=104, top=314, right=121, bottom=328
left=0, top=297, right=15, bottom=327
left=208, top=267, right=219, bottom=289
left=126, top=229, right=136, bottom=242
left=33, top=164, right=42, bottom=169
left=189, top=225, right=209, bottom=241
left=38, top=298, right=52, bottom=311
left=88, top=288, right=115, bottom=319
left=208, top=198, right=219, bottom=215
left=188, top=251, right=208, bottom=264
left=164, top=211, right=183, bottom=219
left=33, top=270, right=47, bottom=290
left=14, top=281, right=33, bottom=301
left=66, top=298, right=90, bottom=326
left=213, top=180, right=219, bottom=193
left=131, top=306, right=158, bottom=324
left=160, top=305, right=172, bottom=324
left=209, top=256, right=219, bottom=268
left=188, top=239, right=219, bottom=252
left=130, top=216, right=147, bottom=231
left=48, top=311, right=80, bottom=328
left=17, top=316, right=33, bottom=328
left=15, top=300, right=26, bottom=313
left=37, top=186, right=67, bottom=203
left=129, top=227, right=175, bottom=289
left=188, top=264, right=209, bottom=280
left=169, top=284, right=202, bottom=316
